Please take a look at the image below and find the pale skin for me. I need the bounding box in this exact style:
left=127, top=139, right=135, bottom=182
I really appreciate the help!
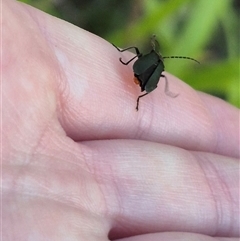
left=2, top=1, right=240, bottom=240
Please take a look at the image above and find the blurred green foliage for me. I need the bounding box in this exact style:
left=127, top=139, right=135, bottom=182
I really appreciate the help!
left=20, top=0, right=239, bottom=107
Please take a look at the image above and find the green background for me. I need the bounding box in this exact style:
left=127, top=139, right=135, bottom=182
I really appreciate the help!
left=20, top=0, right=240, bottom=107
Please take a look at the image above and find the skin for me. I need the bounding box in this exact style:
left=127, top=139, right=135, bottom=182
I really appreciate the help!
left=2, top=0, right=239, bottom=240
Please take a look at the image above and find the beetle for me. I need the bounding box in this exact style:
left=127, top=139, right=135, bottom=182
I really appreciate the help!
left=113, top=35, right=199, bottom=111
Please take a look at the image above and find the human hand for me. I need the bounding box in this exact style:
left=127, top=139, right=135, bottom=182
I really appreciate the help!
left=3, top=1, right=239, bottom=240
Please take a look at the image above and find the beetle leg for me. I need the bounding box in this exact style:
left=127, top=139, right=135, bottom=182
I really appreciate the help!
left=136, top=93, right=149, bottom=111
left=112, top=44, right=142, bottom=65
left=112, top=44, right=141, bottom=55
left=120, top=55, right=140, bottom=65
left=162, top=75, right=179, bottom=98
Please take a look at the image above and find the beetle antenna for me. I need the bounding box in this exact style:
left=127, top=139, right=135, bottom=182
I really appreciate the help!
left=163, top=56, right=200, bottom=64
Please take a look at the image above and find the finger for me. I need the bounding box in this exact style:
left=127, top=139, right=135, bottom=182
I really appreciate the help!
left=34, top=4, right=239, bottom=158
left=116, top=232, right=240, bottom=241
left=83, top=140, right=239, bottom=239
left=196, top=92, right=240, bottom=158
left=9, top=1, right=239, bottom=158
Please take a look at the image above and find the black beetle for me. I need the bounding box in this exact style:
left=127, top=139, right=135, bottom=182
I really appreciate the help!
left=113, top=35, right=199, bottom=111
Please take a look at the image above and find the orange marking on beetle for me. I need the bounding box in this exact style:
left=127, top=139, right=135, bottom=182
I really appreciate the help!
left=134, top=76, right=140, bottom=85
